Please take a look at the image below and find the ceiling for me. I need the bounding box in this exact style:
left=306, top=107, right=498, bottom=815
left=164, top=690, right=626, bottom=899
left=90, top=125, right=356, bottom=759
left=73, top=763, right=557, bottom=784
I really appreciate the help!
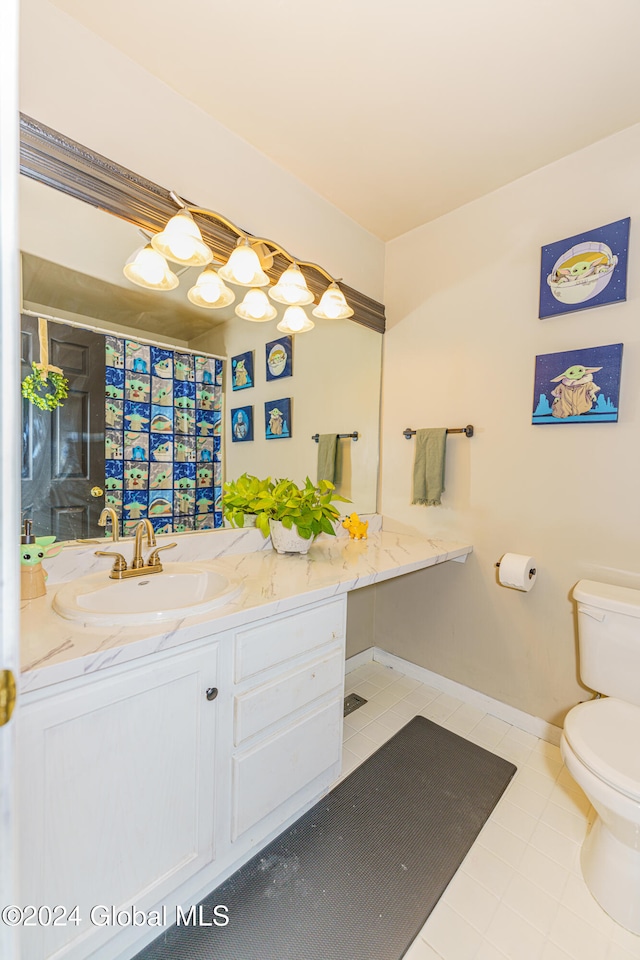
left=50, top=0, right=640, bottom=241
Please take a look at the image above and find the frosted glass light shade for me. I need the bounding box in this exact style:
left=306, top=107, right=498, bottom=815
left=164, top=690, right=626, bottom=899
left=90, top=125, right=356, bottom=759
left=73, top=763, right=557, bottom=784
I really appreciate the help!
left=235, top=288, right=278, bottom=322
left=123, top=244, right=179, bottom=290
left=151, top=210, right=213, bottom=267
left=312, top=281, right=354, bottom=319
left=269, top=263, right=314, bottom=306
left=277, top=305, right=315, bottom=334
left=219, top=239, right=270, bottom=287
left=187, top=268, right=235, bottom=309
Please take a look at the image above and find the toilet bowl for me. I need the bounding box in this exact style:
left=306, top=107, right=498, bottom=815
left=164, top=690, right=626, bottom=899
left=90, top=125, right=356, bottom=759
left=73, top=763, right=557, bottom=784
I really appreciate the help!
left=560, top=697, right=640, bottom=933
left=563, top=579, right=640, bottom=934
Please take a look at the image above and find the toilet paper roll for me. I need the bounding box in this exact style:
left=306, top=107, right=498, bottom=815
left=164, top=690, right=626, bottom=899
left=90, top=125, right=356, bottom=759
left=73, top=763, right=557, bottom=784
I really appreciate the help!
left=498, top=553, right=537, bottom=592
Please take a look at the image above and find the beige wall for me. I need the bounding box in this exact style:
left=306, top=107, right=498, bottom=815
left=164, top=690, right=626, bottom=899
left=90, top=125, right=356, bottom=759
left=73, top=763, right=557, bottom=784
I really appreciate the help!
left=192, top=316, right=382, bottom=514
left=379, top=123, right=640, bottom=726
left=19, top=0, right=385, bottom=303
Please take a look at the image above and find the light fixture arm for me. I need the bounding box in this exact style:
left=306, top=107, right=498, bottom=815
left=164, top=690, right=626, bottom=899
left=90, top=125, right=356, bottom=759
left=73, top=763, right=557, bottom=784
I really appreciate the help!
left=169, top=192, right=338, bottom=286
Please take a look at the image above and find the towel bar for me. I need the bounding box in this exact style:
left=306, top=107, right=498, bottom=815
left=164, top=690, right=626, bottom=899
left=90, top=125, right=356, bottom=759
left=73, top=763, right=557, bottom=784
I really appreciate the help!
left=312, top=432, right=359, bottom=442
left=403, top=425, right=474, bottom=439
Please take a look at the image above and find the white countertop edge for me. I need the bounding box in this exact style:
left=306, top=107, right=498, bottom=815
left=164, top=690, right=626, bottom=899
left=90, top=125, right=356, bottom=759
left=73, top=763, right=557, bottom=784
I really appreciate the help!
left=20, top=532, right=472, bottom=695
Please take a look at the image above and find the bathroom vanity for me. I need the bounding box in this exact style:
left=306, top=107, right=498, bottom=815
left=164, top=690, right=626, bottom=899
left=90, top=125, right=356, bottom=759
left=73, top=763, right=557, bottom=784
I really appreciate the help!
left=17, top=529, right=471, bottom=960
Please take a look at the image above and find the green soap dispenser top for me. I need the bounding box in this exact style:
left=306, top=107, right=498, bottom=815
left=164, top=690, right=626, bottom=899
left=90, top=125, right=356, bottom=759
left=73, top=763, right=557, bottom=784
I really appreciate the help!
left=21, top=519, right=36, bottom=544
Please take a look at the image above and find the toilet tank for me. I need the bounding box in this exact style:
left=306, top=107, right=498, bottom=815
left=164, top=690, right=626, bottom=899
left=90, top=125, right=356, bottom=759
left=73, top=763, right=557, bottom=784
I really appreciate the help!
left=574, top=579, right=640, bottom=705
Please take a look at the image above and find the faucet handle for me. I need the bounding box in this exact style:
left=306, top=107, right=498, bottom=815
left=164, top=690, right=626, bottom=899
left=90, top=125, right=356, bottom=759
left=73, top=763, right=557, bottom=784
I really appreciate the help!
left=95, top=550, right=128, bottom=574
left=146, top=542, right=177, bottom=568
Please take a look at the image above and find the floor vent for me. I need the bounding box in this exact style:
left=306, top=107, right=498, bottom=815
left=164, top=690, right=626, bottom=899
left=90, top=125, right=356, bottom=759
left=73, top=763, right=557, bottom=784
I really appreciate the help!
left=343, top=693, right=368, bottom=717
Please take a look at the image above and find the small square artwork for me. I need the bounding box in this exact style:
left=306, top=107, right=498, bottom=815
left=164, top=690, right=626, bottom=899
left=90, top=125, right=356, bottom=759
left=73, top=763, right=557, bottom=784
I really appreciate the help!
left=532, top=343, right=623, bottom=424
left=539, top=218, right=630, bottom=319
left=265, top=397, right=292, bottom=439
left=231, top=405, right=253, bottom=442
left=232, top=351, right=254, bottom=391
left=265, top=336, right=292, bottom=381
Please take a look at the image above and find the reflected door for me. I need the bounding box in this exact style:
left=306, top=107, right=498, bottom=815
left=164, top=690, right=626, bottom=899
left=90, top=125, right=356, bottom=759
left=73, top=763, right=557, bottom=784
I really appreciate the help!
left=21, top=316, right=105, bottom=540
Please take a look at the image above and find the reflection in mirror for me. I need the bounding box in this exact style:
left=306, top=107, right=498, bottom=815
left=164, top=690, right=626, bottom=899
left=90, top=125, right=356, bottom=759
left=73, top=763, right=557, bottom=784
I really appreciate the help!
left=19, top=150, right=383, bottom=544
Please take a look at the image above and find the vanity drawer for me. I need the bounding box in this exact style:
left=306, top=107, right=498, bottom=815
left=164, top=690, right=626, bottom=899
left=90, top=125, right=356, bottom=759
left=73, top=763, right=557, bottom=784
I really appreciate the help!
left=234, top=644, right=343, bottom=746
left=234, top=597, right=346, bottom=682
left=231, top=696, right=342, bottom=840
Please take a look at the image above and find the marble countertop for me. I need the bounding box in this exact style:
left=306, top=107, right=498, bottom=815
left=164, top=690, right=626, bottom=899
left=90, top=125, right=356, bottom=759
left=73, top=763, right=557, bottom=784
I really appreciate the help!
left=21, top=531, right=472, bottom=694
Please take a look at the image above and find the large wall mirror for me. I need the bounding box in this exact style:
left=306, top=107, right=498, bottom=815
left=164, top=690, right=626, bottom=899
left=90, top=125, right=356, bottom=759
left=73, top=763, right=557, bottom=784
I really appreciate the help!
left=19, top=116, right=385, bottom=544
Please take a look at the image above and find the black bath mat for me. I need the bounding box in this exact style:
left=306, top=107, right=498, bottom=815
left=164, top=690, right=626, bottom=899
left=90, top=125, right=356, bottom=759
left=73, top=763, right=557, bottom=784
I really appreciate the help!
left=136, top=716, right=516, bottom=960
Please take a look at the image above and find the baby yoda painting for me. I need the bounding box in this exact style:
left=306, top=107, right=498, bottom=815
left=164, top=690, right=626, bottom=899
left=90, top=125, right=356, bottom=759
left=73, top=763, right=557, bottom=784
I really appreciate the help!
left=268, top=407, right=283, bottom=436
left=550, top=364, right=601, bottom=419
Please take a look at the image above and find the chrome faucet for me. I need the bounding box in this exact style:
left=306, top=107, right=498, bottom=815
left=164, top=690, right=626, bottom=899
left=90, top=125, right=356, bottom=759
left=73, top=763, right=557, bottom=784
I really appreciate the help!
left=98, top=507, right=120, bottom=542
left=95, top=519, right=176, bottom=580
left=131, top=518, right=156, bottom=568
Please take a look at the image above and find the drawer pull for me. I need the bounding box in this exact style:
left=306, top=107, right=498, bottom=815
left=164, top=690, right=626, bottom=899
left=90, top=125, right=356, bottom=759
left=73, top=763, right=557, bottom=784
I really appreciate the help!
left=205, top=687, right=219, bottom=701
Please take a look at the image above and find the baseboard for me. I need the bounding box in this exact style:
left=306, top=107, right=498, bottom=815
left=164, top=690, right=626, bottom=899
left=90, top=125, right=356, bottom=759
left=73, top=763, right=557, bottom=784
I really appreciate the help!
left=344, top=647, right=375, bottom=673
left=346, top=647, right=562, bottom=746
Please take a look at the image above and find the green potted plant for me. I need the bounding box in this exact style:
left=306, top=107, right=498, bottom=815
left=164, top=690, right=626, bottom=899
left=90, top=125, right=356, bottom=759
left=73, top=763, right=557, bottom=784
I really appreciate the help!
left=223, top=474, right=350, bottom=554
left=222, top=473, right=274, bottom=528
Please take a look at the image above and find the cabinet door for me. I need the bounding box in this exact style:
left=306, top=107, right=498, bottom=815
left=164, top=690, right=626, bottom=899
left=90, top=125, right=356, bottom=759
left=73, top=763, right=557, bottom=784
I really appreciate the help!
left=17, top=644, right=219, bottom=960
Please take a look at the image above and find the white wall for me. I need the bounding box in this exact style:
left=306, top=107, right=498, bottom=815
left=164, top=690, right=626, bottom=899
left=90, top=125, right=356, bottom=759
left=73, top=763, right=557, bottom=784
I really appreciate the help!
left=19, top=0, right=385, bottom=303
left=380, top=123, right=640, bottom=725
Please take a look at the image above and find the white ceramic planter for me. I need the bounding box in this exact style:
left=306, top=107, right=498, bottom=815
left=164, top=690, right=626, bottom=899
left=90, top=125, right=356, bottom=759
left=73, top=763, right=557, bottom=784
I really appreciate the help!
left=269, top=519, right=315, bottom=555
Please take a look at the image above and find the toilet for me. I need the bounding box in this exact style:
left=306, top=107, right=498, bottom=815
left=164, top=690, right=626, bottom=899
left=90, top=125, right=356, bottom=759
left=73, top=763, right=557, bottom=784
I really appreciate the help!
left=561, top=579, right=640, bottom=934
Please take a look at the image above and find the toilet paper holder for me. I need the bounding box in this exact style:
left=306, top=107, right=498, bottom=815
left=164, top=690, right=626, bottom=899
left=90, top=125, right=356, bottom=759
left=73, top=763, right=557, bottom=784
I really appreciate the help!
left=495, top=561, right=537, bottom=579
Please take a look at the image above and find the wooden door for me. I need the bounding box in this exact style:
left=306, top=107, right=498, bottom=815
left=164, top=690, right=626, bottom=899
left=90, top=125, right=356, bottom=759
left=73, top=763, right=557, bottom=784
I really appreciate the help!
left=21, top=316, right=105, bottom=540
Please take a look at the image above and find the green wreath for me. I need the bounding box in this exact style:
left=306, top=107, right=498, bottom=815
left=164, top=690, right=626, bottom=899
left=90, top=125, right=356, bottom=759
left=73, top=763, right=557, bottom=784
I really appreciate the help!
left=21, top=363, right=69, bottom=411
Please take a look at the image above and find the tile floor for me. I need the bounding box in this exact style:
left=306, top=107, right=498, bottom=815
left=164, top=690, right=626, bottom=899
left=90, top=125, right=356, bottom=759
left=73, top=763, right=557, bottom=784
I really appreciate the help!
left=342, top=660, right=640, bottom=960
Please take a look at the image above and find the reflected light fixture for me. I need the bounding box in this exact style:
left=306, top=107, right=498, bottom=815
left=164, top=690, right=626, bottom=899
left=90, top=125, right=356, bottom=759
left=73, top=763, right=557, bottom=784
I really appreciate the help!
left=151, top=209, right=213, bottom=267
left=277, top=305, right=315, bottom=335
left=123, top=244, right=179, bottom=291
left=312, top=281, right=354, bottom=320
left=235, top=288, right=278, bottom=322
left=218, top=238, right=270, bottom=287
left=269, top=262, right=314, bottom=306
left=123, top=192, right=354, bottom=333
left=187, top=268, right=235, bottom=309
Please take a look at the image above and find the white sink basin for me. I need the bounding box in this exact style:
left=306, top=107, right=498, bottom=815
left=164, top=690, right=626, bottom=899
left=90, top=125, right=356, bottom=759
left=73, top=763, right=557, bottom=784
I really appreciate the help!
left=53, top=562, right=242, bottom=626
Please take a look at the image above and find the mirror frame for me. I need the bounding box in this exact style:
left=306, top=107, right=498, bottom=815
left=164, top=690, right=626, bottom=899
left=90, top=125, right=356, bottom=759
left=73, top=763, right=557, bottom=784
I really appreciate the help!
left=19, top=113, right=386, bottom=334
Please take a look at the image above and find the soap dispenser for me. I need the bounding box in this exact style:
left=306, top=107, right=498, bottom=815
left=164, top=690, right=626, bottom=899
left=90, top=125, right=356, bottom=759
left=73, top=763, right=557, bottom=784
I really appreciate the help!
left=20, top=520, right=61, bottom=600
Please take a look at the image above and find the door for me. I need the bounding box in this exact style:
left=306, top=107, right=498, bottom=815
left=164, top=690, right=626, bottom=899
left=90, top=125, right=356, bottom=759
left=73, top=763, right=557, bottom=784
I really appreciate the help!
left=21, top=315, right=105, bottom=540
left=1, top=2, right=21, bottom=958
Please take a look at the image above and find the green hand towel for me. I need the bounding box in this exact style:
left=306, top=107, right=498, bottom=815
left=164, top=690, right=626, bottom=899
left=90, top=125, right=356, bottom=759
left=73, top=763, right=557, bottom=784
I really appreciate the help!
left=317, top=433, right=338, bottom=484
left=412, top=428, right=447, bottom=506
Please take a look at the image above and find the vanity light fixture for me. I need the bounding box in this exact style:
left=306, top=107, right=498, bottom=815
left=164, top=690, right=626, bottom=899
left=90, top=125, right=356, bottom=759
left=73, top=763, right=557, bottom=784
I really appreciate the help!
left=218, top=238, right=271, bottom=287
left=122, top=191, right=354, bottom=332
left=151, top=209, right=213, bottom=267
left=123, top=243, right=179, bottom=291
left=268, top=262, right=314, bottom=307
left=277, top=305, right=315, bottom=335
left=187, top=268, right=236, bottom=309
left=312, top=280, right=354, bottom=320
left=235, top=288, right=278, bottom=322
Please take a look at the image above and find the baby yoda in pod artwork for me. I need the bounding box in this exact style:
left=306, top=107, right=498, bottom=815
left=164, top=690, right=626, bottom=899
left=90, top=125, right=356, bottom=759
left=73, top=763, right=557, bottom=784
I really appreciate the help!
left=20, top=526, right=62, bottom=600
left=550, top=364, right=601, bottom=419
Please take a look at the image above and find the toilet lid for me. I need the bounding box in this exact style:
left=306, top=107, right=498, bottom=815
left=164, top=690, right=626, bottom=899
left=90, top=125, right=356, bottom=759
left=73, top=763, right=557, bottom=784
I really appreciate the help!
left=564, top=698, right=640, bottom=801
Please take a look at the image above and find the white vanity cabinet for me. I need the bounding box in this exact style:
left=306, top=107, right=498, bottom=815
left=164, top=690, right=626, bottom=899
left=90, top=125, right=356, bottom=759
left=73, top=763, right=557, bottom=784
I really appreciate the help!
left=17, top=639, right=222, bottom=960
left=16, top=595, right=347, bottom=960
left=230, top=597, right=346, bottom=844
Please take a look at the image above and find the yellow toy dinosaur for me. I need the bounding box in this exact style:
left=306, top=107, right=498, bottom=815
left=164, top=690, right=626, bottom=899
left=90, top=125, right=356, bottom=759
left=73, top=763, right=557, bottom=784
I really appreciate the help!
left=342, top=513, right=368, bottom=540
